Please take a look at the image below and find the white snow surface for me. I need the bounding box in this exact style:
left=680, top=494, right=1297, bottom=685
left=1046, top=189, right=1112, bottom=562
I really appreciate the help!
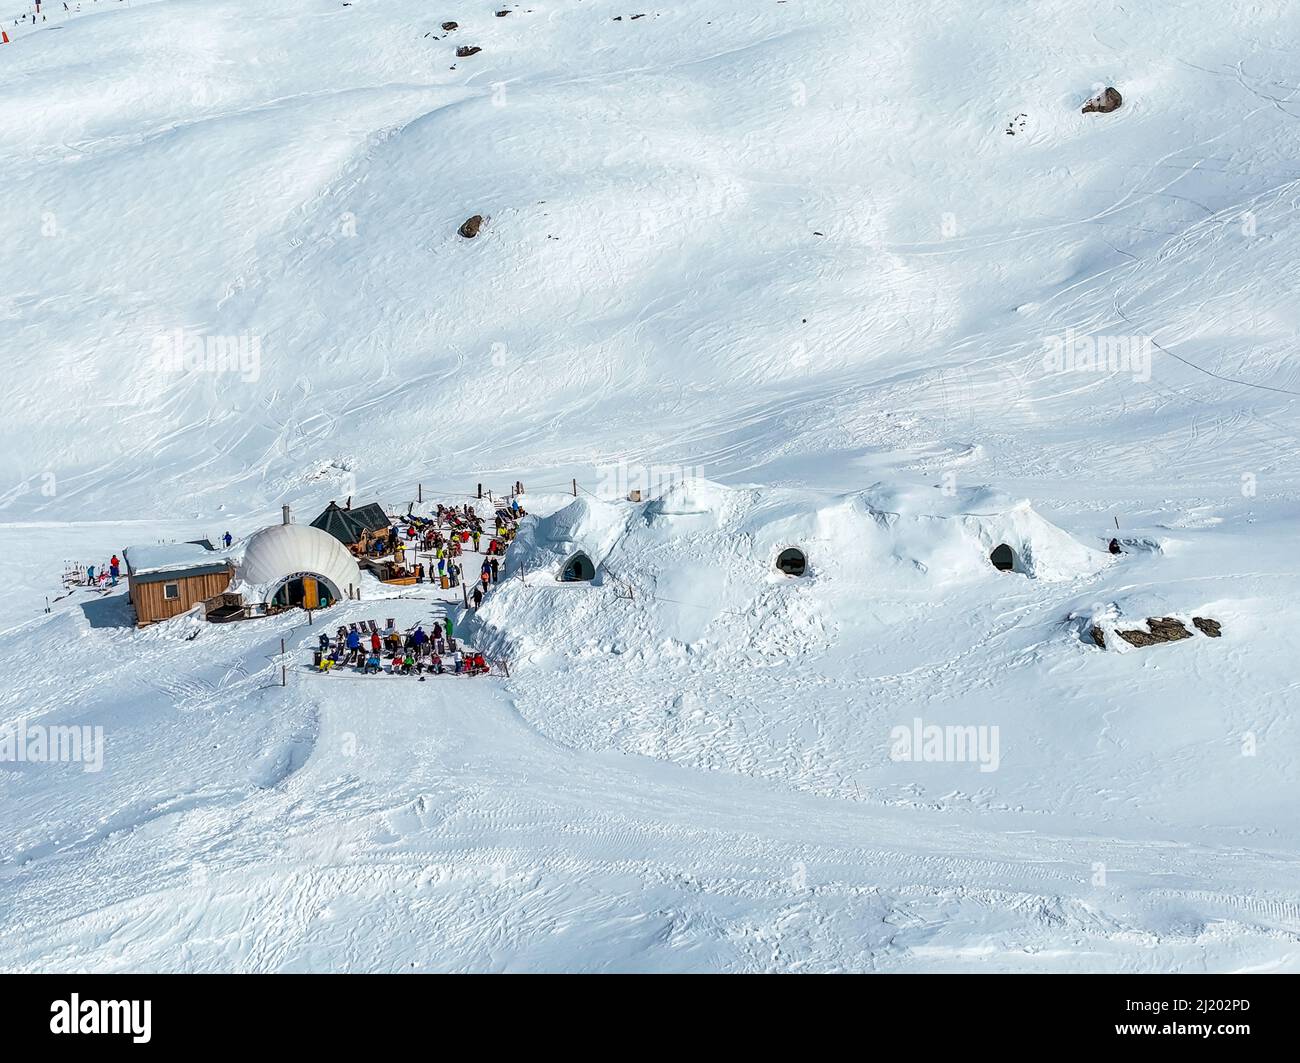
left=123, top=540, right=226, bottom=575
left=1, top=0, right=1299, bottom=972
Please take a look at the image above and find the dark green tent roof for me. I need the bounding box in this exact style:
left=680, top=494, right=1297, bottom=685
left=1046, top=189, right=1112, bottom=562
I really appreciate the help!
left=348, top=502, right=390, bottom=532
left=311, top=502, right=366, bottom=545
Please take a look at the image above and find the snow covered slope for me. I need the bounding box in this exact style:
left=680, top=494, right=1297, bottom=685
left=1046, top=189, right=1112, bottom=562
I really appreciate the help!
left=4, top=0, right=1299, bottom=516
left=1, top=0, right=1298, bottom=971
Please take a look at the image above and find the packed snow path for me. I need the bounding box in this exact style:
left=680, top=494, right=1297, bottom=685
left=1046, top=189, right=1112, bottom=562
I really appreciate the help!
left=4, top=622, right=1297, bottom=972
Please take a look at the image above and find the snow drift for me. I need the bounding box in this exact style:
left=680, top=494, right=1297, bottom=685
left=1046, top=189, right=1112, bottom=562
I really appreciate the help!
left=489, top=478, right=1105, bottom=657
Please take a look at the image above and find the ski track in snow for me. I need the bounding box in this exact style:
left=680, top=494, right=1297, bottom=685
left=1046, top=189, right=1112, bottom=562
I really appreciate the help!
left=1, top=0, right=1299, bottom=971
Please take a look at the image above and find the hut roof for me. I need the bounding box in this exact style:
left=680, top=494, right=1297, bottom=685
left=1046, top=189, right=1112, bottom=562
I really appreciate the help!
left=123, top=542, right=232, bottom=583
left=347, top=502, right=390, bottom=532
left=310, top=502, right=366, bottom=545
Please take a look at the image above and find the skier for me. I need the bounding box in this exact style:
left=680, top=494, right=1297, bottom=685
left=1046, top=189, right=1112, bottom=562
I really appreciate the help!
left=346, top=628, right=362, bottom=663
left=109, top=555, right=120, bottom=584
left=472, top=585, right=483, bottom=609
left=445, top=615, right=454, bottom=642
left=223, top=531, right=233, bottom=548
left=1108, top=538, right=1122, bottom=555
left=490, top=557, right=500, bottom=583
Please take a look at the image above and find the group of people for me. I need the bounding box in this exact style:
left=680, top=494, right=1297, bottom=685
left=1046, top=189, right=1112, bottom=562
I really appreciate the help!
left=80, top=554, right=121, bottom=588
left=315, top=618, right=489, bottom=677
left=12, top=1, right=93, bottom=28
left=310, top=490, right=530, bottom=676
left=363, top=503, right=520, bottom=589
left=470, top=555, right=502, bottom=608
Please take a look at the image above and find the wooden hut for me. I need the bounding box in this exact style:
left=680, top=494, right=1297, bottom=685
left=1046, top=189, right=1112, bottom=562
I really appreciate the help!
left=123, top=543, right=234, bottom=626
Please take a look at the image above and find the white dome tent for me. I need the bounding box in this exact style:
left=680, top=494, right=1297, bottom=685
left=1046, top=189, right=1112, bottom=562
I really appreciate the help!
left=234, top=523, right=361, bottom=613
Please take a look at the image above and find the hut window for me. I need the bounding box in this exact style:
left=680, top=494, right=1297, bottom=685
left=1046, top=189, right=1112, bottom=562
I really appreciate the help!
left=561, top=552, right=596, bottom=582
left=990, top=544, right=1016, bottom=572
left=163, top=582, right=181, bottom=600
left=775, top=547, right=807, bottom=577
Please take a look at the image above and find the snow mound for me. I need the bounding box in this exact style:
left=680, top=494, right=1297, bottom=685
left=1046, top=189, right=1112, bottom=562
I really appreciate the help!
left=487, top=479, right=1104, bottom=657
left=851, top=483, right=1109, bottom=583
left=509, top=495, right=632, bottom=584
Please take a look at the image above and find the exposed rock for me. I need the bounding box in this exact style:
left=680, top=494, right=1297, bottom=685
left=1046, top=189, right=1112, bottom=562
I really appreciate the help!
left=1082, top=87, right=1123, bottom=115
left=496, top=8, right=510, bottom=15
left=1090, top=625, right=1106, bottom=648
left=1116, top=617, right=1192, bottom=648
left=458, top=215, right=484, bottom=239
left=1192, top=616, right=1223, bottom=638
left=441, top=21, right=458, bottom=31
left=456, top=45, right=482, bottom=57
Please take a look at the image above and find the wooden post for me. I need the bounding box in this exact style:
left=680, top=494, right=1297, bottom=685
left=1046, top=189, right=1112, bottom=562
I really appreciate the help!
left=477, top=482, right=482, bottom=499
left=462, top=580, right=469, bottom=608
left=281, top=639, right=286, bottom=687
left=572, top=478, right=577, bottom=497
left=418, top=483, right=423, bottom=504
